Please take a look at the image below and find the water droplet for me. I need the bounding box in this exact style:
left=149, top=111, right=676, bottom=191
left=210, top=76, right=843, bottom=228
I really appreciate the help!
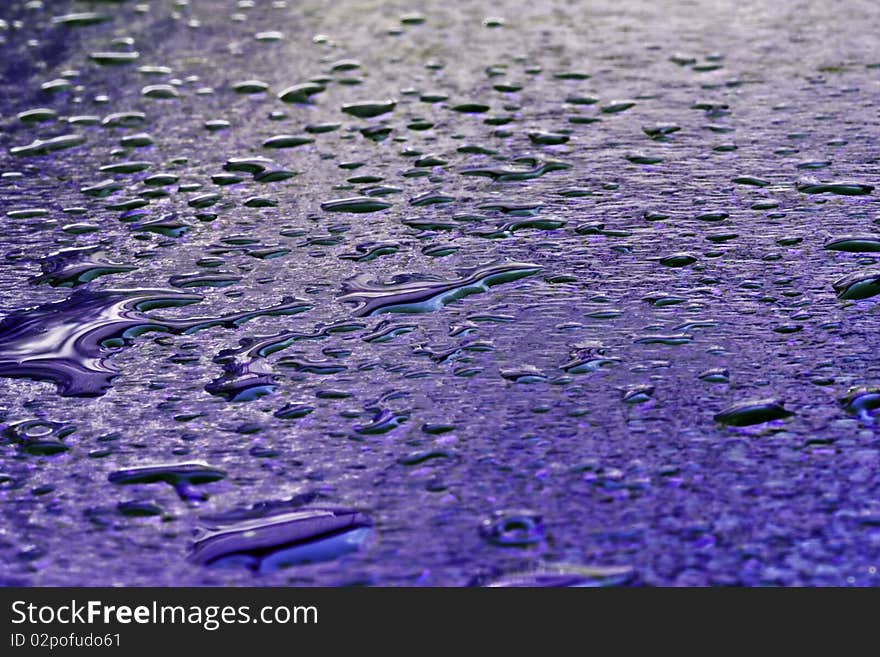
left=714, top=400, right=793, bottom=426
left=824, top=236, right=880, bottom=253
left=833, top=270, right=880, bottom=300
left=480, top=510, right=544, bottom=547
left=341, top=99, right=396, bottom=118
left=796, top=180, right=874, bottom=196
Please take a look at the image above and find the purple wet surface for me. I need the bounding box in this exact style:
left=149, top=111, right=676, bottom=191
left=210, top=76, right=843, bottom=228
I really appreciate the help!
left=0, top=0, right=879, bottom=586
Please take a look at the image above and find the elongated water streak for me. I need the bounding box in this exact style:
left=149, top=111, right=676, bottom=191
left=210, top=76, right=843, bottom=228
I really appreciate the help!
left=339, top=262, right=542, bottom=317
